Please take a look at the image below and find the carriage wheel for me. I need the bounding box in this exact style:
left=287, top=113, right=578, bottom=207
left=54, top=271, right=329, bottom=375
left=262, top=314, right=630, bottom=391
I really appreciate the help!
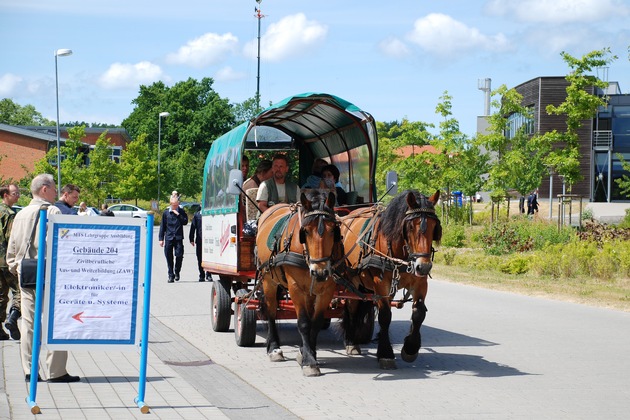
left=234, top=289, right=257, bottom=347
left=211, top=276, right=232, bottom=332
left=355, top=302, right=376, bottom=344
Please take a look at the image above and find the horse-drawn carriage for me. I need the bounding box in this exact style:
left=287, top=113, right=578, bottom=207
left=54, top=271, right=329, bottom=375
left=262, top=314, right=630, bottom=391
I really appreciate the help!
left=201, top=93, right=441, bottom=375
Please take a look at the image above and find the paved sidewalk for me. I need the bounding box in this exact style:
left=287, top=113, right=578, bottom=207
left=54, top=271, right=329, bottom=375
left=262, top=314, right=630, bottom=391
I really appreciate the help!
left=0, top=316, right=295, bottom=419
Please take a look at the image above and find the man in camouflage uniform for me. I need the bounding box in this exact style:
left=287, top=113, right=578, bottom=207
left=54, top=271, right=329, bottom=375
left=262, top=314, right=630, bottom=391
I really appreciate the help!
left=0, top=183, right=21, bottom=340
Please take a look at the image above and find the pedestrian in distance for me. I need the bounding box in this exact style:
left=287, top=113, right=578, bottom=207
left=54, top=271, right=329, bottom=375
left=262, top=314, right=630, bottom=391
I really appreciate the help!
left=159, top=195, right=188, bottom=283
left=527, top=191, right=538, bottom=216
left=77, top=201, right=88, bottom=216
left=189, top=210, right=208, bottom=282
left=54, top=184, right=80, bottom=215
left=0, top=183, right=21, bottom=340
left=100, top=203, right=115, bottom=216
left=6, top=174, right=81, bottom=382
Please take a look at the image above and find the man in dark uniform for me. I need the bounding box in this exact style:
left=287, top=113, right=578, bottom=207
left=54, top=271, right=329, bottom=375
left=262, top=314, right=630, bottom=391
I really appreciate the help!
left=189, top=210, right=207, bottom=282
left=159, top=196, right=188, bottom=282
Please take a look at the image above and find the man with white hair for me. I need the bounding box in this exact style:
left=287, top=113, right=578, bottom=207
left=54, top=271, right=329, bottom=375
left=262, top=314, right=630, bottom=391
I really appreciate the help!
left=159, top=195, right=188, bottom=282
left=6, top=173, right=80, bottom=382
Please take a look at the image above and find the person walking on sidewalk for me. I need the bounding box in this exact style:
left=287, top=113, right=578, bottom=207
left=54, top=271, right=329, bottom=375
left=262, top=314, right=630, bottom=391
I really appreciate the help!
left=189, top=210, right=207, bottom=282
left=6, top=174, right=80, bottom=382
left=0, top=183, right=21, bottom=340
left=159, top=195, right=188, bottom=283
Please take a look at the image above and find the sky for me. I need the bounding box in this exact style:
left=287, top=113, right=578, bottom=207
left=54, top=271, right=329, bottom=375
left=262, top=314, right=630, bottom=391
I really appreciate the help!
left=1, top=0, right=630, bottom=137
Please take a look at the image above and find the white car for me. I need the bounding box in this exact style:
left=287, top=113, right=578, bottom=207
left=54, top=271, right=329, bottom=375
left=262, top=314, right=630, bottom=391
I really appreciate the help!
left=108, top=204, right=148, bottom=218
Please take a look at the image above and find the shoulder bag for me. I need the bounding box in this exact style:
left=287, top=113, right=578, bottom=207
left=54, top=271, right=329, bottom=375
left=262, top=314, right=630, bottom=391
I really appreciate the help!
left=19, top=210, right=45, bottom=289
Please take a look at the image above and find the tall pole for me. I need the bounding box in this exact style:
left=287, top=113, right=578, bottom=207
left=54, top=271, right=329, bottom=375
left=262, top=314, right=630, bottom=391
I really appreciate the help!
left=255, top=0, right=264, bottom=112
left=157, top=112, right=170, bottom=207
left=54, top=48, right=72, bottom=197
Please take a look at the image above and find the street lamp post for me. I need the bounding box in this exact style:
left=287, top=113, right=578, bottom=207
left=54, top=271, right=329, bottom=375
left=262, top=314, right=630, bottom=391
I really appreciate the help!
left=157, top=112, right=170, bottom=207
left=54, top=48, right=73, bottom=196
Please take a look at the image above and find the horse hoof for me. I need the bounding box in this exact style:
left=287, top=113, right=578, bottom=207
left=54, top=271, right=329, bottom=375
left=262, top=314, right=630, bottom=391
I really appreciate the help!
left=401, top=348, right=419, bottom=363
left=379, top=358, right=397, bottom=370
left=346, top=345, right=361, bottom=356
left=302, top=366, right=321, bottom=377
left=269, top=349, right=285, bottom=362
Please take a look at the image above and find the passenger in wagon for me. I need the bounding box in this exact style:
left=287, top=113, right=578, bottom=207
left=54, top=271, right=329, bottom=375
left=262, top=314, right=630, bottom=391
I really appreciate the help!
left=243, top=159, right=272, bottom=191
left=302, top=158, right=329, bottom=189
left=321, top=164, right=347, bottom=206
left=256, top=154, right=301, bottom=213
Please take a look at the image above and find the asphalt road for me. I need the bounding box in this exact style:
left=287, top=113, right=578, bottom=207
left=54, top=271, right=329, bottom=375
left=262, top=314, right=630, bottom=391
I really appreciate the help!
left=150, top=225, right=630, bottom=419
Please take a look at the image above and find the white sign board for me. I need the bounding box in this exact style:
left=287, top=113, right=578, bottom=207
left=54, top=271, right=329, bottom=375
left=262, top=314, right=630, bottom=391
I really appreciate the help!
left=202, top=213, right=238, bottom=272
left=43, top=215, right=145, bottom=350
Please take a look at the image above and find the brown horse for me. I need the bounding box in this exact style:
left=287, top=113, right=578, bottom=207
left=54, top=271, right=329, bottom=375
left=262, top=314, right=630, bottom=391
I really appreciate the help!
left=340, top=190, right=441, bottom=369
left=255, top=190, right=340, bottom=376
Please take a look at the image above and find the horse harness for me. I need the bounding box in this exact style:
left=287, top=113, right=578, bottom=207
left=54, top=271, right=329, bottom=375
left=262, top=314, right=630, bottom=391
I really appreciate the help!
left=257, top=203, right=340, bottom=291
left=353, top=204, right=440, bottom=297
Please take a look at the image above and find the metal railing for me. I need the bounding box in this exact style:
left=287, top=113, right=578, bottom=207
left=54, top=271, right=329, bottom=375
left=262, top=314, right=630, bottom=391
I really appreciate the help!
left=593, top=130, right=612, bottom=149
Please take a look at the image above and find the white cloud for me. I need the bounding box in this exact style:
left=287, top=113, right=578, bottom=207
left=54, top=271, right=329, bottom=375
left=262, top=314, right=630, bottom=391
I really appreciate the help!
left=485, top=0, right=629, bottom=24
left=99, top=61, right=165, bottom=90
left=214, top=66, right=247, bottom=83
left=243, top=13, right=328, bottom=62
left=406, top=13, right=511, bottom=57
left=166, top=32, right=238, bottom=68
left=0, top=73, right=24, bottom=96
left=525, top=26, right=613, bottom=57
left=379, top=37, right=410, bottom=58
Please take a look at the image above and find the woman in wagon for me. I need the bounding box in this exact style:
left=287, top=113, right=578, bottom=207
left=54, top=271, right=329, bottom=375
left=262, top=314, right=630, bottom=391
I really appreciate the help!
left=321, top=164, right=347, bottom=206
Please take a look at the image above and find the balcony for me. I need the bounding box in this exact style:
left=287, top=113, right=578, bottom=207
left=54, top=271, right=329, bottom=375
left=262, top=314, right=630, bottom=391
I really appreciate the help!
left=593, top=130, right=612, bottom=150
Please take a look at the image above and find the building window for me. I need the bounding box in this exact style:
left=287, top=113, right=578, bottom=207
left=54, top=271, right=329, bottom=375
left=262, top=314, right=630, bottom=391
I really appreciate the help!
left=110, top=147, right=122, bottom=163
left=505, top=109, right=534, bottom=139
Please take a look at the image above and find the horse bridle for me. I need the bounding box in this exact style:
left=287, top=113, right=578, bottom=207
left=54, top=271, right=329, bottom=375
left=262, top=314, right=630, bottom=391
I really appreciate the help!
left=402, top=206, right=440, bottom=263
left=299, top=208, right=340, bottom=265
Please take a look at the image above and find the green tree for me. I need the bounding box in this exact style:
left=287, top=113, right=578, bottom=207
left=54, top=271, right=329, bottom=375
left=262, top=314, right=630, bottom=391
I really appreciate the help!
left=122, top=77, right=235, bottom=157
left=115, top=133, right=157, bottom=205
left=375, top=118, right=432, bottom=195
left=82, top=133, right=116, bottom=206
left=162, top=148, right=204, bottom=200
left=232, top=95, right=261, bottom=125
left=540, top=48, right=617, bottom=189
left=0, top=98, right=54, bottom=126
left=615, top=154, right=630, bottom=197
left=478, top=85, right=546, bottom=199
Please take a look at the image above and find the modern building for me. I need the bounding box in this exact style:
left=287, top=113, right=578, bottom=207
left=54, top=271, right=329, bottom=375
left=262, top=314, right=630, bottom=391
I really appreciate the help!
left=509, top=76, right=629, bottom=202
left=0, top=124, right=130, bottom=181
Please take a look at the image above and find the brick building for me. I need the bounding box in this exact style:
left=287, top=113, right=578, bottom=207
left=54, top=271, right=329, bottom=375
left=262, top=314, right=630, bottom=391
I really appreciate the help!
left=0, top=124, right=130, bottom=181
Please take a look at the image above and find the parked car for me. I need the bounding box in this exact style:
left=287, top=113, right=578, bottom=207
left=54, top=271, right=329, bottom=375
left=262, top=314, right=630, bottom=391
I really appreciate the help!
left=108, top=204, right=148, bottom=219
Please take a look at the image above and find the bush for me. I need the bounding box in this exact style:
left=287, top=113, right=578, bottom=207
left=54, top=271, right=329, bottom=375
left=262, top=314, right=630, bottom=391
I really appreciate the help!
left=480, top=219, right=572, bottom=255
left=618, top=208, right=630, bottom=228
left=441, top=224, right=466, bottom=248
left=499, top=255, right=532, bottom=274
left=442, top=249, right=456, bottom=265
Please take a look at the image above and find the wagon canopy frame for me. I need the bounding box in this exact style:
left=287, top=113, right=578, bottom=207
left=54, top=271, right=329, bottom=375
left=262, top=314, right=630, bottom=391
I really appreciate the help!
left=202, top=92, right=378, bottom=214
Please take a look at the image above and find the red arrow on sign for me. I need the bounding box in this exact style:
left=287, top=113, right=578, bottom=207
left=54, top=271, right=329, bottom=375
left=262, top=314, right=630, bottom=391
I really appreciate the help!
left=72, top=311, right=112, bottom=323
